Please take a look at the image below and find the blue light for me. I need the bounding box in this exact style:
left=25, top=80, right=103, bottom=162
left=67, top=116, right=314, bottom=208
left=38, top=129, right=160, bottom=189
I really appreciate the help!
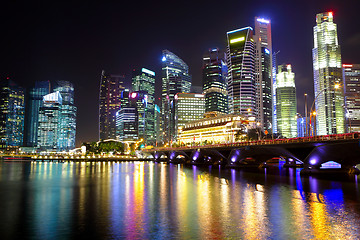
left=265, top=48, right=270, bottom=54
left=227, top=26, right=253, bottom=35
left=162, top=56, right=166, bottom=62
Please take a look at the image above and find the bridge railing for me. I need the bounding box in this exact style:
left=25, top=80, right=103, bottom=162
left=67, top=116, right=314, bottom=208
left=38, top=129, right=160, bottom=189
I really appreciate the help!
left=147, top=132, right=359, bottom=152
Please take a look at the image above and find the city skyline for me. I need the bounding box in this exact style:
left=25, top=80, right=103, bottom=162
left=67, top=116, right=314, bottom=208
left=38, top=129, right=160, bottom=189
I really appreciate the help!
left=3, top=1, right=360, bottom=146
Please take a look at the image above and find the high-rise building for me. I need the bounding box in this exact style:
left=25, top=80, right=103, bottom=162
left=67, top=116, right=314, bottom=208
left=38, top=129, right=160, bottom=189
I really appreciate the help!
left=24, top=81, right=50, bottom=147
left=297, top=117, right=306, bottom=137
left=226, top=27, right=256, bottom=118
left=0, top=79, right=25, bottom=150
left=132, top=68, right=156, bottom=145
left=116, top=107, right=138, bottom=142
left=312, top=12, right=344, bottom=135
left=37, top=91, right=63, bottom=151
left=161, top=50, right=192, bottom=144
left=174, top=93, right=205, bottom=140
left=254, top=17, right=273, bottom=133
left=54, top=81, right=77, bottom=151
left=99, top=70, right=125, bottom=140
left=202, top=48, right=228, bottom=115
left=276, top=64, right=297, bottom=138
left=272, top=51, right=279, bottom=134
left=343, top=64, right=360, bottom=132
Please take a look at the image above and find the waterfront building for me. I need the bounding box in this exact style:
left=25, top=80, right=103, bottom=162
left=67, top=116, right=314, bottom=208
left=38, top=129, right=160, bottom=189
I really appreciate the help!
left=313, top=12, right=344, bottom=135
left=297, top=117, right=306, bottom=137
left=226, top=27, right=256, bottom=118
left=178, top=114, right=248, bottom=145
left=161, top=49, right=192, bottom=144
left=276, top=64, right=297, bottom=138
left=37, top=91, right=63, bottom=151
left=272, top=51, right=279, bottom=134
left=202, top=48, right=228, bottom=115
left=116, top=107, right=138, bottom=142
left=174, top=93, right=205, bottom=140
left=154, top=103, right=161, bottom=145
left=343, top=64, right=360, bottom=132
left=132, top=68, right=156, bottom=145
left=99, top=70, right=125, bottom=140
left=254, top=17, right=273, bottom=133
left=53, top=81, right=77, bottom=151
left=0, top=79, right=25, bottom=150
left=24, top=81, right=50, bottom=147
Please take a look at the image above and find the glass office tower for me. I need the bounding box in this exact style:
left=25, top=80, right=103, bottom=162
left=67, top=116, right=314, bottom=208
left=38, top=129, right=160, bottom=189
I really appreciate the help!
left=0, top=79, right=25, bottom=150
left=313, top=12, right=344, bottom=135
left=161, top=49, right=191, bottom=144
left=276, top=64, right=297, bottom=138
left=226, top=27, right=256, bottom=118
left=53, top=81, right=77, bottom=151
left=24, top=81, right=50, bottom=147
left=99, top=70, right=125, bottom=140
left=132, top=68, right=156, bottom=145
left=202, top=48, right=228, bottom=115
left=343, top=64, right=360, bottom=132
left=174, top=93, right=205, bottom=140
left=254, top=17, right=273, bottom=133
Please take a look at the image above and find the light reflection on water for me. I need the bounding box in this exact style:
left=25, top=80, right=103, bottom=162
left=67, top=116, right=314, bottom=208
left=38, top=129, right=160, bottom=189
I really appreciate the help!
left=0, top=161, right=359, bottom=239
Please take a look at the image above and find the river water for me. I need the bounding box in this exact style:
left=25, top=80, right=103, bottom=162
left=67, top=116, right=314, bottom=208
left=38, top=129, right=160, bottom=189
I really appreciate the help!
left=0, top=161, right=359, bottom=239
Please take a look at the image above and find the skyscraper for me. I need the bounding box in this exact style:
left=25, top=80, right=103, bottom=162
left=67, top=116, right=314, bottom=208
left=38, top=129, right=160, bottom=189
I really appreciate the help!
left=202, top=48, right=228, bottom=115
left=254, top=17, right=273, bottom=133
left=174, top=93, right=205, bottom=140
left=161, top=49, right=191, bottom=144
left=54, top=81, right=77, bottom=151
left=226, top=27, right=256, bottom=118
left=132, top=68, right=156, bottom=145
left=99, top=70, right=125, bottom=140
left=37, top=91, right=63, bottom=151
left=24, top=81, right=50, bottom=147
left=343, top=64, right=360, bottom=132
left=0, top=78, right=25, bottom=150
left=276, top=64, right=297, bottom=138
left=313, top=12, right=344, bottom=135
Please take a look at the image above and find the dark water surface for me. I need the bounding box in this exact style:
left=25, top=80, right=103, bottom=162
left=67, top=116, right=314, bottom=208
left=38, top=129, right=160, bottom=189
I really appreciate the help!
left=0, top=161, right=360, bottom=239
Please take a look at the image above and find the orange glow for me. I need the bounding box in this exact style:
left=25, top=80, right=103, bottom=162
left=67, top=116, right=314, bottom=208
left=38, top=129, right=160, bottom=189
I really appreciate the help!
left=343, top=64, right=353, bottom=68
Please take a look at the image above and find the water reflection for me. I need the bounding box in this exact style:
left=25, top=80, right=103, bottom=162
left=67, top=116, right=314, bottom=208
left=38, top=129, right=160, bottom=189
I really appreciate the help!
left=0, top=162, right=359, bottom=239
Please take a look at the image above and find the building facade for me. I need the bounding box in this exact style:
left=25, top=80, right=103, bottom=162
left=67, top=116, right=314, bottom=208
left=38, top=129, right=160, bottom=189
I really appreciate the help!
left=174, top=93, right=205, bottom=140
left=161, top=50, right=192, bottom=144
left=276, top=64, right=297, bottom=138
left=0, top=79, right=25, bottom=150
left=99, top=70, right=125, bottom=140
left=132, top=68, right=156, bottom=145
left=343, top=64, right=360, bottom=132
left=254, top=17, right=273, bottom=133
left=226, top=27, right=256, bottom=118
left=178, top=114, right=248, bottom=145
left=24, top=81, right=50, bottom=147
left=312, top=12, right=344, bottom=135
left=53, top=81, right=77, bottom=151
left=202, top=48, right=228, bottom=115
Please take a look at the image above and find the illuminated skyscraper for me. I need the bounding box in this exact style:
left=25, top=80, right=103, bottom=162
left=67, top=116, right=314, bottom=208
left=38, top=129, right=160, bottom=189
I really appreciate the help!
left=24, top=81, right=50, bottom=147
left=313, top=12, right=344, bottom=135
left=161, top=49, right=191, bottom=144
left=174, top=93, right=205, bottom=140
left=54, top=81, right=77, bottom=151
left=276, top=64, right=297, bottom=138
left=226, top=27, right=256, bottom=118
left=99, top=70, right=125, bottom=140
left=343, top=64, right=360, bottom=132
left=202, top=48, right=228, bottom=114
left=132, top=68, right=156, bottom=145
left=254, top=17, right=273, bottom=133
left=0, top=79, right=25, bottom=150
left=37, top=81, right=77, bottom=151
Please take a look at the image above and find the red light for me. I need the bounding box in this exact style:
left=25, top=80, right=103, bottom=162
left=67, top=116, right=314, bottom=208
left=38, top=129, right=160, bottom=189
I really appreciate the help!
left=343, top=64, right=353, bottom=68
left=329, top=12, right=333, bottom=17
left=6, top=77, right=10, bottom=79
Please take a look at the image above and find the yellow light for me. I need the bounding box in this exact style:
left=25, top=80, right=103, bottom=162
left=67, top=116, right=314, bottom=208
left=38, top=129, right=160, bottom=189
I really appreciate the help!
left=334, top=84, right=340, bottom=89
left=247, top=108, right=251, bottom=112
left=313, top=111, right=317, bottom=116
left=230, top=37, right=245, bottom=44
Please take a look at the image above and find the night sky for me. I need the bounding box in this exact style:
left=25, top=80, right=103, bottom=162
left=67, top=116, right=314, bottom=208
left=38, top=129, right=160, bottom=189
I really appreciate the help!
left=3, top=0, right=360, bottom=146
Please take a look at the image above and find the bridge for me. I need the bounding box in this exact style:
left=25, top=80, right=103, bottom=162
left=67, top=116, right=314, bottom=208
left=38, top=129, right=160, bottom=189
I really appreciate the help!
left=144, top=132, right=360, bottom=175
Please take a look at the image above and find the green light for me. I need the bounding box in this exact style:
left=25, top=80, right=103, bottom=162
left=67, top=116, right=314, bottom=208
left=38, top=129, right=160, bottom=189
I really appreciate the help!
left=230, top=37, right=245, bottom=44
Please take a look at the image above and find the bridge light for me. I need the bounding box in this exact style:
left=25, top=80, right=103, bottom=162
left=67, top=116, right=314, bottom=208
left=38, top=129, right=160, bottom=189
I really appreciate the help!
left=310, top=159, right=317, bottom=165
